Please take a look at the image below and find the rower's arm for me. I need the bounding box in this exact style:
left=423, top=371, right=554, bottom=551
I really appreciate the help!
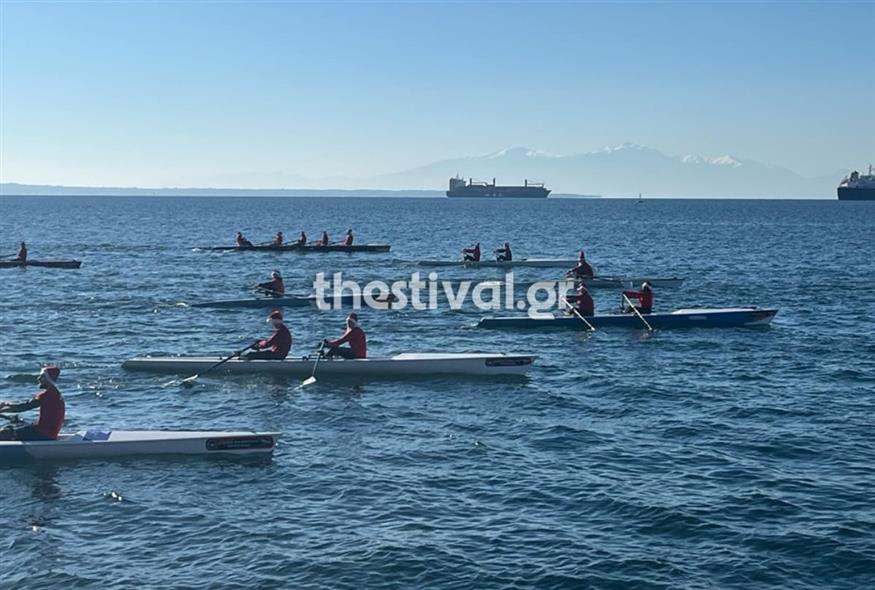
left=0, top=397, right=40, bottom=414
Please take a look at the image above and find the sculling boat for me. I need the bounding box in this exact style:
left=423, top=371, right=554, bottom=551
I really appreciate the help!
left=0, top=259, right=82, bottom=269
left=436, top=277, right=684, bottom=289
left=123, top=353, right=536, bottom=377
left=477, top=307, right=778, bottom=330
left=0, top=430, right=279, bottom=463
left=190, top=294, right=360, bottom=309
left=417, top=259, right=577, bottom=269
left=197, top=244, right=390, bottom=253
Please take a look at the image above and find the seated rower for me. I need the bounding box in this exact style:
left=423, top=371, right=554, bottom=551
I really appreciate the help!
left=567, top=283, right=594, bottom=317
left=0, top=366, right=65, bottom=441
left=256, top=270, right=285, bottom=297
left=343, top=229, right=354, bottom=246
left=236, top=232, right=254, bottom=248
left=495, top=242, right=512, bottom=262
left=566, top=250, right=594, bottom=280
left=322, top=313, right=367, bottom=359
left=16, top=241, right=27, bottom=262
left=246, top=310, right=292, bottom=360
left=623, top=281, right=654, bottom=314
left=271, top=231, right=284, bottom=247
left=319, top=231, right=330, bottom=247
left=463, top=242, right=481, bottom=262
left=296, top=231, right=307, bottom=246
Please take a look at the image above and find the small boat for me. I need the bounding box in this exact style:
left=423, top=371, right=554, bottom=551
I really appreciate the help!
left=0, top=430, right=279, bottom=463
left=417, top=259, right=577, bottom=269
left=197, top=244, right=390, bottom=253
left=190, top=294, right=358, bottom=309
left=477, top=307, right=778, bottom=330
left=436, top=277, right=684, bottom=289
left=123, top=353, right=536, bottom=377
left=0, top=259, right=82, bottom=269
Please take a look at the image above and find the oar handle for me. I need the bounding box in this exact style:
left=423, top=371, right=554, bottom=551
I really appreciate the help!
left=0, top=413, right=22, bottom=423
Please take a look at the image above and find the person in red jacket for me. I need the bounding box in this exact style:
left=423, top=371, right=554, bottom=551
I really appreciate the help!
left=15, top=241, right=28, bottom=262
left=256, top=270, right=285, bottom=297
left=235, top=232, right=254, bottom=248
left=246, top=310, right=292, bottom=360
left=271, top=231, right=284, bottom=247
left=623, top=281, right=654, bottom=314
left=568, top=283, right=594, bottom=316
left=463, top=242, right=481, bottom=262
left=319, top=231, right=330, bottom=246
left=322, top=313, right=367, bottom=359
left=343, top=229, right=354, bottom=246
left=566, top=250, right=594, bottom=280
left=0, top=366, right=65, bottom=441
left=296, top=231, right=307, bottom=246
left=495, top=242, right=512, bottom=262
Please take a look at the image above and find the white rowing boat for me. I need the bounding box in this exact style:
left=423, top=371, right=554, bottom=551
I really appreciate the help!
left=417, top=259, right=577, bottom=269
left=122, top=353, right=536, bottom=377
left=0, top=430, right=279, bottom=462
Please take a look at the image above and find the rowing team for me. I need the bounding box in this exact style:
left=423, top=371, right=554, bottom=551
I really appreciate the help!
left=0, top=311, right=363, bottom=443
left=461, top=242, right=512, bottom=262
left=5, top=241, right=27, bottom=262
left=567, top=281, right=654, bottom=317
left=236, top=229, right=354, bottom=248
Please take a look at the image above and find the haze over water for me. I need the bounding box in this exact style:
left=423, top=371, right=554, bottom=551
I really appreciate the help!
left=1, top=196, right=874, bottom=589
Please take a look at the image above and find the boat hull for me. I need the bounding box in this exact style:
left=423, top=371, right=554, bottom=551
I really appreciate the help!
left=837, top=186, right=875, bottom=201
left=189, top=294, right=361, bottom=309
left=198, top=244, right=390, bottom=253
left=0, top=430, right=279, bottom=462
left=0, top=259, right=82, bottom=269
left=418, top=259, right=577, bottom=269
left=122, top=353, right=536, bottom=377
left=477, top=308, right=778, bottom=330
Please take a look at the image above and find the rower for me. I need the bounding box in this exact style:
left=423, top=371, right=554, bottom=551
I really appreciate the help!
left=16, top=241, right=27, bottom=262
left=0, top=366, right=65, bottom=441
left=463, top=242, right=481, bottom=262
left=319, top=231, right=330, bottom=246
left=256, top=270, right=285, bottom=297
left=322, top=313, right=367, bottom=359
left=343, top=229, right=354, bottom=246
left=271, top=231, right=284, bottom=247
left=296, top=231, right=307, bottom=246
left=566, top=250, right=594, bottom=280
left=567, top=283, right=594, bottom=316
left=495, top=242, right=512, bottom=262
left=623, top=281, right=654, bottom=314
left=235, top=232, right=254, bottom=248
left=246, top=310, right=292, bottom=360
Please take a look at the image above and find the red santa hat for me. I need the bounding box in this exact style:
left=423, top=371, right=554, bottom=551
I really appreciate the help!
left=40, top=365, right=61, bottom=386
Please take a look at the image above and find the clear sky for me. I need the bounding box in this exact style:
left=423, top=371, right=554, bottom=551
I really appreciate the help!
left=1, top=0, right=873, bottom=188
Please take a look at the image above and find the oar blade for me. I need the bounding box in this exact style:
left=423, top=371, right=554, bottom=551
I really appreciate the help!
left=179, top=374, right=199, bottom=388
left=301, top=376, right=317, bottom=387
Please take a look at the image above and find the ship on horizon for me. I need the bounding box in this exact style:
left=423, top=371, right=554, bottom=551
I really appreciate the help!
left=837, top=165, right=875, bottom=200
left=446, top=176, right=550, bottom=198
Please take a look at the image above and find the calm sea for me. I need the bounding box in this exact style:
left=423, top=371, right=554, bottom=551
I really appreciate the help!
left=1, top=196, right=874, bottom=589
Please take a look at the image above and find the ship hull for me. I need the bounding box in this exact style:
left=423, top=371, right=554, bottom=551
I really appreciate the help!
left=837, top=186, right=875, bottom=201
left=447, top=187, right=550, bottom=198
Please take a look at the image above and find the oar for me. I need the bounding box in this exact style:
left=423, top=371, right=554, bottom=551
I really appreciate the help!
left=0, top=253, right=18, bottom=259
left=561, top=297, right=596, bottom=331
left=0, top=413, right=21, bottom=424
left=299, top=344, right=324, bottom=388
left=623, top=293, right=654, bottom=332
left=253, top=285, right=281, bottom=297
left=178, top=344, right=254, bottom=388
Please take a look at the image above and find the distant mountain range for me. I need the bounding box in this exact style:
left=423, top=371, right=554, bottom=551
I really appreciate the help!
left=1, top=143, right=847, bottom=198
left=373, top=144, right=845, bottom=198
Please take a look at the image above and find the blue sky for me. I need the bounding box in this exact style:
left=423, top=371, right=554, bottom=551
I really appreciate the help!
left=1, top=0, right=873, bottom=187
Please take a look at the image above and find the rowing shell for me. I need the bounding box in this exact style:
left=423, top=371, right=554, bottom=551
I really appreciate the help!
left=197, top=244, right=390, bottom=253
left=0, top=430, right=279, bottom=463
left=477, top=307, right=778, bottom=330
left=436, top=277, right=684, bottom=289
left=122, top=353, right=536, bottom=377
left=417, top=259, right=577, bottom=268
left=0, top=259, right=82, bottom=269
left=190, top=294, right=360, bottom=309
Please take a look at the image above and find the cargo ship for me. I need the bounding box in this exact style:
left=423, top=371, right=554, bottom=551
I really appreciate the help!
left=837, top=166, right=875, bottom=200
left=446, top=176, right=550, bottom=198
